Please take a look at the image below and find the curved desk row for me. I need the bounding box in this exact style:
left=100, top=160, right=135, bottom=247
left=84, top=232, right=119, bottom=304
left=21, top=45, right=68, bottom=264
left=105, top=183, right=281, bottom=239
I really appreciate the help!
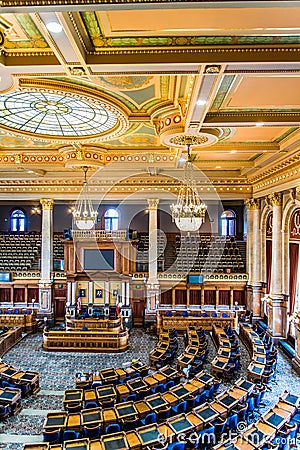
left=0, top=361, right=39, bottom=395
left=0, top=327, right=22, bottom=357
left=157, top=311, right=237, bottom=334
left=239, top=323, right=269, bottom=382
left=214, top=391, right=300, bottom=449
left=33, top=373, right=256, bottom=450
left=177, top=328, right=208, bottom=372
left=43, top=329, right=129, bottom=353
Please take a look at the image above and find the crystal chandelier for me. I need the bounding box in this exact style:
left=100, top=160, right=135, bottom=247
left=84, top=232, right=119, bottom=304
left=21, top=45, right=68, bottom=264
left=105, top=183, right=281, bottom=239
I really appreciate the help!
left=73, top=166, right=98, bottom=230
left=170, top=142, right=207, bottom=232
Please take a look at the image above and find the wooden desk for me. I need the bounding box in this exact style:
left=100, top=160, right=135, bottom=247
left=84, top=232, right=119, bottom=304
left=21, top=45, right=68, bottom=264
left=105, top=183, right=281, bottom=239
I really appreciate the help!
left=127, top=377, right=148, bottom=394
left=100, top=432, right=129, bottom=450
left=162, top=392, right=179, bottom=406
left=145, top=394, right=167, bottom=412
left=23, top=445, right=49, bottom=450
left=102, top=407, right=117, bottom=427
left=126, top=431, right=142, bottom=450
left=210, top=401, right=227, bottom=419
left=186, top=411, right=203, bottom=432
left=262, top=409, right=289, bottom=430
left=184, top=381, right=199, bottom=396
left=152, top=372, right=166, bottom=384
left=168, top=413, right=195, bottom=434
left=194, top=404, right=219, bottom=424
left=190, top=379, right=205, bottom=393
left=169, top=385, right=190, bottom=400
left=66, top=413, right=81, bottom=432
left=276, top=400, right=296, bottom=414
left=100, top=369, right=118, bottom=385
left=11, top=370, right=40, bottom=394
left=81, top=408, right=102, bottom=427
left=116, top=383, right=130, bottom=402
left=244, top=422, right=277, bottom=447
left=115, top=401, right=138, bottom=421
left=143, top=375, right=158, bottom=389
left=195, top=372, right=215, bottom=386
left=159, top=366, right=179, bottom=381
left=63, top=390, right=83, bottom=408
left=64, top=439, right=89, bottom=450
left=135, top=400, right=151, bottom=418
left=116, top=368, right=127, bottom=381
left=0, top=388, right=21, bottom=414
left=235, top=378, right=255, bottom=394
left=247, top=362, right=265, bottom=381
left=96, top=385, right=116, bottom=403
left=280, top=392, right=300, bottom=407
left=44, top=412, right=67, bottom=431
left=215, top=392, right=240, bottom=410
left=136, top=424, right=163, bottom=447
left=84, top=389, right=97, bottom=404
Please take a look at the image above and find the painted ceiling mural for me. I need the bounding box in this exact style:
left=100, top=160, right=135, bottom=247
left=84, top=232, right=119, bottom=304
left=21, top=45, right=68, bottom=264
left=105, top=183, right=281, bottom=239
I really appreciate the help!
left=0, top=2, right=297, bottom=197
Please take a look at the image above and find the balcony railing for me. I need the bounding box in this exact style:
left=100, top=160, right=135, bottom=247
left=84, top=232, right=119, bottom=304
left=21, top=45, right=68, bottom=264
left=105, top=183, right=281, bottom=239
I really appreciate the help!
left=71, top=229, right=127, bottom=240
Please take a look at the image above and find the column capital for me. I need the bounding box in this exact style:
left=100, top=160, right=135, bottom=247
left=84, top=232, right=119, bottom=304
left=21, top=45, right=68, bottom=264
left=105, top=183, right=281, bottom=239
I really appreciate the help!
left=40, top=198, right=54, bottom=210
left=268, top=192, right=282, bottom=207
left=245, top=198, right=260, bottom=210
left=147, top=199, right=159, bottom=210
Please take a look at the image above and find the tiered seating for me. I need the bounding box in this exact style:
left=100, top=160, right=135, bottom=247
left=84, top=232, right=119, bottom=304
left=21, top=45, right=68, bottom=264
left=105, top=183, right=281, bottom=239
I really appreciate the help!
left=240, top=323, right=278, bottom=385
left=0, top=361, right=39, bottom=396
left=0, top=231, right=41, bottom=271
left=66, top=364, right=181, bottom=410
left=29, top=369, right=265, bottom=450
left=149, top=328, right=178, bottom=369
left=136, top=232, right=165, bottom=272
left=174, top=234, right=245, bottom=273
left=214, top=392, right=300, bottom=450
left=211, top=324, right=241, bottom=380
left=177, top=328, right=209, bottom=377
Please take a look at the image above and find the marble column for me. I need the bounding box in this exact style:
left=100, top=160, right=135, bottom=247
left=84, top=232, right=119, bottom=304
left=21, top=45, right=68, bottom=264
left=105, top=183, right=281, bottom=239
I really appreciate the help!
left=268, top=192, right=286, bottom=339
left=146, top=199, right=160, bottom=312
left=39, top=198, right=54, bottom=316
left=252, top=199, right=262, bottom=318
left=147, top=199, right=159, bottom=285
left=245, top=198, right=255, bottom=310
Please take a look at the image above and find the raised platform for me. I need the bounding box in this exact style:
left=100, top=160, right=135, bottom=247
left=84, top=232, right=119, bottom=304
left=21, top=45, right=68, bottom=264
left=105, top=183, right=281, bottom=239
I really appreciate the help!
left=65, top=314, right=122, bottom=332
left=43, top=329, right=129, bottom=352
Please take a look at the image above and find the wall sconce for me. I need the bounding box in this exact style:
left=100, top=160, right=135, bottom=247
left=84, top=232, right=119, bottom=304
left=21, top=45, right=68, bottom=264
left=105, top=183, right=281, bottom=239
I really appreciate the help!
left=31, top=207, right=41, bottom=215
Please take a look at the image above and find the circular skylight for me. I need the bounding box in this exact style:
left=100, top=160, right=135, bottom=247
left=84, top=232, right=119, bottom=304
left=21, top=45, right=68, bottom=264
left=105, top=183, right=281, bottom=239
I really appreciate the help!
left=0, top=91, right=120, bottom=140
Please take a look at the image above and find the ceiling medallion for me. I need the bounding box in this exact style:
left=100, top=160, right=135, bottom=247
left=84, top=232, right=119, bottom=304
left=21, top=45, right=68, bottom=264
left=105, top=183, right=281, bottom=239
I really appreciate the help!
left=164, top=130, right=219, bottom=148
left=0, top=90, right=129, bottom=143
left=169, top=134, right=209, bottom=147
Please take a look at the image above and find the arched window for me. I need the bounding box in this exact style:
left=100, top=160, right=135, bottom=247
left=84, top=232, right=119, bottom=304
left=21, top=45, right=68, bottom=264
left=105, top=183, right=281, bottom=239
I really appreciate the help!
left=10, top=209, right=26, bottom=232
left=104, top=208, right=119, bottom=231
left=221, top=210, right=236, bottom=236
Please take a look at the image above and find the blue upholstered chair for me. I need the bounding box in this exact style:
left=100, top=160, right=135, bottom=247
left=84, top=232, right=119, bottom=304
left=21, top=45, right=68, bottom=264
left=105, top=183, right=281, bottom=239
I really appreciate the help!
left=105, top=423, right=121, bottom=434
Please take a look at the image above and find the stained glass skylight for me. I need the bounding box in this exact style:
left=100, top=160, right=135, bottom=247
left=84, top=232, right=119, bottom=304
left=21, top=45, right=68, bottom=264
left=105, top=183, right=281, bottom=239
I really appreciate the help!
left=0, top=91, right=119, bottom=139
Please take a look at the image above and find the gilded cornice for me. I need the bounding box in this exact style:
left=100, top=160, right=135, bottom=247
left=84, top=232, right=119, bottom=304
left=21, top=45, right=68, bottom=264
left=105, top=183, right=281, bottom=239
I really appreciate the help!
left=205, top=111, right=300, bottom=125
left=249, top=153, right=300, bottom=185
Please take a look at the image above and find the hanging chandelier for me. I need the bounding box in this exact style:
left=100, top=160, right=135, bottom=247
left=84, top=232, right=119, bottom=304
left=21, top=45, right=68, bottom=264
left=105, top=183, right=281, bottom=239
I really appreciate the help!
left=170, top=141, right=207, bottom=232
left=73, top=166, right=98, bottom=230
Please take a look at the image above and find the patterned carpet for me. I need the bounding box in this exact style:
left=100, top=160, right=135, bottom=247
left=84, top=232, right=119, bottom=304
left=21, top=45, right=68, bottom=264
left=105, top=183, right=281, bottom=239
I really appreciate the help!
left=0, top=328, right=299, bottom=449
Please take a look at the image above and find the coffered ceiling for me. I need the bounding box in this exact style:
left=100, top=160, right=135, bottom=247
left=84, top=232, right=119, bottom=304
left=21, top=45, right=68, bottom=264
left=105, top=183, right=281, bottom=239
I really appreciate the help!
left=0, top=1, right=299, bottom=200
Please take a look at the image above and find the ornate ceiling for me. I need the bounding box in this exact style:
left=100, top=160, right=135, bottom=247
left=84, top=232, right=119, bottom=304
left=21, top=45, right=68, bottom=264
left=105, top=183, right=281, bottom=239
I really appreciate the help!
left=0, top=1, right=299, bottom=200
